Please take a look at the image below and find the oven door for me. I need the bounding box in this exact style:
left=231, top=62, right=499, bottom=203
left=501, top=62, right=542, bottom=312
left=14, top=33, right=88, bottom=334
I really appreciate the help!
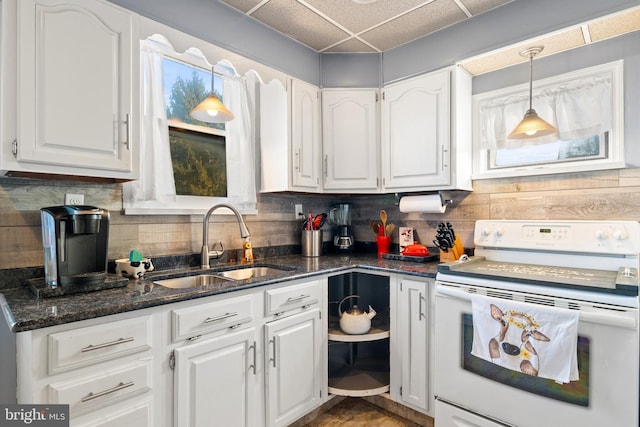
left=434, top=281, right=639, bottom=427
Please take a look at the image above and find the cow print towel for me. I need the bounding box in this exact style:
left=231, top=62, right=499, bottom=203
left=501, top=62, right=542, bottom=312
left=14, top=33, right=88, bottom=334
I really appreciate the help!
left=470, top=293, right=579, bottom=383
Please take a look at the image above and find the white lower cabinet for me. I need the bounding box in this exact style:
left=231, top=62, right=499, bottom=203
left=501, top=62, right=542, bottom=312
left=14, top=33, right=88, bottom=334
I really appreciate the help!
left=13, top=276, right=328, bottom=427
left=264, top=309, right=323, bottom=427
left=15, top=309, right=161, bottom=427
left=168, top=277, right=326, bottom=427
left=173, top=328, right=259, bottom=427
left=390, top=276, right=434, bottom=416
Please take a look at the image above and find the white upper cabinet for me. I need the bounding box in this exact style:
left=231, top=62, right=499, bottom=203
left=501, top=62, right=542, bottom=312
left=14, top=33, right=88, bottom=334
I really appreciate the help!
left=260, top=78, right=321, bottom=193
left=381, top=66, right=472, bottom=191
left=3, top=0, right=138, bottom=179
left=291, top=79, right=322, bottom=191
left=322, top=89, right=379, bottom=192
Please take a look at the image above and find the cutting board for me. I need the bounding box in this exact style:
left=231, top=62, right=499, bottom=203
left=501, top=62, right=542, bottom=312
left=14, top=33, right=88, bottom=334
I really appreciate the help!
left=381, top=253, right=439, bottom=263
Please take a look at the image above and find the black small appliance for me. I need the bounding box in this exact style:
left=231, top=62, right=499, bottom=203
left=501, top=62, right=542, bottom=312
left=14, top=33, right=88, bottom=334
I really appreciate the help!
left=40, top=205, right=110, bottom=288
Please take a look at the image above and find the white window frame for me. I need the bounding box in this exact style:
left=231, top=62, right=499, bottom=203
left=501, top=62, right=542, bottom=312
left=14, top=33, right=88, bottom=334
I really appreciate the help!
left=472, top=60, right=624, bottom=179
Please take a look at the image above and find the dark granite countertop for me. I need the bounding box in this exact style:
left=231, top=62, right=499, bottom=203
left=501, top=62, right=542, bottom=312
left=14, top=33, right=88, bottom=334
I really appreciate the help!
left=0, top=254, right=439, bottom=333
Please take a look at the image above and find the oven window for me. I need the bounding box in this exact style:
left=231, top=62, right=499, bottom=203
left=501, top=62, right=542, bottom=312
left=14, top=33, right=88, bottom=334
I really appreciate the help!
left=462, top=314, right=589, bottom=406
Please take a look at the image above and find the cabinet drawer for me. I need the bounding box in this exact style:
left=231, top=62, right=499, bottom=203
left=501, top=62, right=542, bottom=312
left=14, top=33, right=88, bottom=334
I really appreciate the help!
left=48, top=316, right=152, bottom=375
left=264, top=280, right=320, bottom=316
left=172, top=294, right=254, bottom=342
left=48, top=359, right=151, bottom=417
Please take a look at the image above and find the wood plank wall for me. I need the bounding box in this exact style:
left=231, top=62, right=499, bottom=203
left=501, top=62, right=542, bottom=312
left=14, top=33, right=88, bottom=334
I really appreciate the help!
left=2, top=168, right=640, bottom=269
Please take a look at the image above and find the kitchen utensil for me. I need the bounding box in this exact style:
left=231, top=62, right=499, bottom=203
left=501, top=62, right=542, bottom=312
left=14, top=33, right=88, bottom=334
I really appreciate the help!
left=380, top=210, right=387, bottom=235
left=385, top=223, right=395, bottom=237
left=303, top=213, right=327, bottom=230
left=338, top=295, right=377, bottom=335
left=368, top=219, right=383, bottom=237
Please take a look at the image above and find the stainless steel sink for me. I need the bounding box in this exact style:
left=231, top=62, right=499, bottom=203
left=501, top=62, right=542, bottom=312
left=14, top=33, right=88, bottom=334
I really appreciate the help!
left=153, top=266, right=292, bottom=289
left=216, top=266, right=290, bottom=280
left=154, top=275, right=234, bottom=289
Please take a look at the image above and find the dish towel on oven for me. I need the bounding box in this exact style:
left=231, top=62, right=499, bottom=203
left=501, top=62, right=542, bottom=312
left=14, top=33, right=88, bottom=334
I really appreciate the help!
left=470, top=293, right=579, bottom=383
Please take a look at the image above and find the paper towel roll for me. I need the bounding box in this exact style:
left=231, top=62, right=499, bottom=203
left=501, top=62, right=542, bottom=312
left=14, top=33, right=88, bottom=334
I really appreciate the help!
left=399, top=194, right=446, bottom=213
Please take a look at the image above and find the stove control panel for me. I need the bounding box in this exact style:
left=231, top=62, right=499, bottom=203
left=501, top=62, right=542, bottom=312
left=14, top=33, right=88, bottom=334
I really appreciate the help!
left=475, top=220, right=640, bottom=255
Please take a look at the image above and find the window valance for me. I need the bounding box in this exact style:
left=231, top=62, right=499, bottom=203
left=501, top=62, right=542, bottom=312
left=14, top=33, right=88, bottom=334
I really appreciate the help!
left=478, top=65, right=615, bottom=150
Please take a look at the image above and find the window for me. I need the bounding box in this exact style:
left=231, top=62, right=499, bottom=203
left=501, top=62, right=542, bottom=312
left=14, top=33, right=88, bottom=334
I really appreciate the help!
left=163, top=57, right=227, bottom=198
left=123, top=33, right=259, bottom=215
left=472, top=61, right=624, bottom=179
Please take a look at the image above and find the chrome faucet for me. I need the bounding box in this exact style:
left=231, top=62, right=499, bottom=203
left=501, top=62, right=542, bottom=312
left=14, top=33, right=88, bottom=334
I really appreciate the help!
left=201, top=203, right=251, bottom=269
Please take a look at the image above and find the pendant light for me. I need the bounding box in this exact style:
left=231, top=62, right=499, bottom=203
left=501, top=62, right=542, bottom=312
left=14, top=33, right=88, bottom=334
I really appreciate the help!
left=508, top=46, right=557, bottom=139
left=189, top=67, right=234, bottom=123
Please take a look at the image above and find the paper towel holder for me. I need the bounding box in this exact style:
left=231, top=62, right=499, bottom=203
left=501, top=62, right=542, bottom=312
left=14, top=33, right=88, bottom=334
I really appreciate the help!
left=394, top=191, right=453, bottom=208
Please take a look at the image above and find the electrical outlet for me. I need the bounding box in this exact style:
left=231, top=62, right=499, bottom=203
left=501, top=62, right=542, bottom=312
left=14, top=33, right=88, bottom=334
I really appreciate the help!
left=65, top=193, right=84, bottom=205
left=295, top=204, right=304, bottom=220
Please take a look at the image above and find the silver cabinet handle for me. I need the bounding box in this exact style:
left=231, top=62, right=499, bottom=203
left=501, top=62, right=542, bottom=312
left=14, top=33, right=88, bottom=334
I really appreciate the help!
left=81, top=337, right=134, bottom=352
left=269, top=338, right=277, bottom=368
left=419, top=292, right=425, bottom=321
left=123, top=113, right=131, bottom=150
left=295, top=149, right=300, bottom=171
left=286, top=294, right=311, bottom=303
left=81, top=381, right=134, bottom=402
left=249, top=341, right=257, bottom=375
left=441, top=145, right=448, bottom=170
left=324, top=155, right=328, bottom=178
left=204, top=312, right=238, bottom=323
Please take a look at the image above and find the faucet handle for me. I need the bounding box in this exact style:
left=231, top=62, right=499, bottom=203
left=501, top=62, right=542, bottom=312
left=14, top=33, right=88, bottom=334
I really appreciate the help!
left=210, top=241, right=224, bottom=259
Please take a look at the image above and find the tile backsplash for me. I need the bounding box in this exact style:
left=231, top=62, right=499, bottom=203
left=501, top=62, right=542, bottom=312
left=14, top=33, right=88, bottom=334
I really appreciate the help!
left=2, top=167, right=640, bottom=270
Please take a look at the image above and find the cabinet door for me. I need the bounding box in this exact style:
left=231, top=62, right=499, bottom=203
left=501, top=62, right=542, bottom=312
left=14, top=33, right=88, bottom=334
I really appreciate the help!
left=395, top=278, right=429, bottom=411
left=17, top=0, right=136, bottom=178
left=291, top=79, right=322, bottom=191
left=265, top=309, right=322, bottom=427
left=381, top=70, right=450, bottom=190
left=322, top=90, right=378, bottom=191
left=174, top=328, right=258, bottom=427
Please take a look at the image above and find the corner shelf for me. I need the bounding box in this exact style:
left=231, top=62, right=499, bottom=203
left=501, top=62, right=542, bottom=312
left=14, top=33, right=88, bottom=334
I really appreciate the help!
left=327, top=318, right=390, bottom=342
left=327, top=316, right=390, bottom=397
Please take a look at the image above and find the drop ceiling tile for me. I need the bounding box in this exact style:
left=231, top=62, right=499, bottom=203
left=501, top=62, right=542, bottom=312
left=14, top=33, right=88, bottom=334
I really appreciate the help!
left=251, top=0, right=350, bottom=51
left=360, top=0, right=467, bottom=51
left=305, top=0, right=427, bottom=34
left=219, top=0, right=264, bottom=14
left=324, top=37, right=378, bottom=53
left=588, top=8, right=640, bottom=42
left=461, top=28, right=586, bottom=75
left=460, top=0, right=512, bottom=16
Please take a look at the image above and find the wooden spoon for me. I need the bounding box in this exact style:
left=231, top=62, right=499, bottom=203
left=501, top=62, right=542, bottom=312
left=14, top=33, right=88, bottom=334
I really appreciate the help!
left=385, top=223, right=395, bottom=237
left=380, top=210, right=387, bottom=236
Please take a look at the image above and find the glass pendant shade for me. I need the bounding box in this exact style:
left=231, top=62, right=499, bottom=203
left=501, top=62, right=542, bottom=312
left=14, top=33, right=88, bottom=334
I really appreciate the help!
left=189, top=93, right=234, bottom=123
left=508, top=109, right=557, bottom=139
left=189, top=66, right=234, bottom=123
left=508, top=46, right=557, bottom=140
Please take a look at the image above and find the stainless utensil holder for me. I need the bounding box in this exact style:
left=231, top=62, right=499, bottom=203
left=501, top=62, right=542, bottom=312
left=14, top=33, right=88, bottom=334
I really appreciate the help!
left=302, top=230, right=323, bottom=257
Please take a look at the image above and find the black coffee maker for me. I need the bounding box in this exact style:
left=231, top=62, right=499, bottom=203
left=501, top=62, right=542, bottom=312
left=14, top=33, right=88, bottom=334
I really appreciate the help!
left=40, top=206, right=110, bottom=288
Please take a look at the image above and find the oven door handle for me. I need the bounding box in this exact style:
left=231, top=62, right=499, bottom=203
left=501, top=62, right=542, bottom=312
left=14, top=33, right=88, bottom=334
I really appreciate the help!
left=436, top=285, right=638, bottom=330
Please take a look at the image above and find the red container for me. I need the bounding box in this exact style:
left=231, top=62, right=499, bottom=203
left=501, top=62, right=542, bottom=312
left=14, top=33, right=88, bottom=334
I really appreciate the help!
left=376, top=235, right=391, bottom=256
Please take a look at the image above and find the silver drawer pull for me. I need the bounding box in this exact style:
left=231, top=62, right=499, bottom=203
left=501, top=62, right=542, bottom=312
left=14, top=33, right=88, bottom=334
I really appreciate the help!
left=286, top=294, right=311, bottom=303
left=204, top=312, right=238, bottom=323
left=81, top=381, right=134, bottom=402
left=81, top=337, right=134, bottom=352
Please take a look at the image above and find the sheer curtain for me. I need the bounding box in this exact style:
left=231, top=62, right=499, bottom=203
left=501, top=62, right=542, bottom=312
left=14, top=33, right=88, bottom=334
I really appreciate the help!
left=123, top=40, right=176, bottom=204
left=478, top=73, right=613, bottom=150
left=224, top=74, right=257, bottom=211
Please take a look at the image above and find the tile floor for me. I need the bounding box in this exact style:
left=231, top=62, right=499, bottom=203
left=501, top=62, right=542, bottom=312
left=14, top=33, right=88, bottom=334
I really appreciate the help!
left=301, top=397, right=422, bottom=426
